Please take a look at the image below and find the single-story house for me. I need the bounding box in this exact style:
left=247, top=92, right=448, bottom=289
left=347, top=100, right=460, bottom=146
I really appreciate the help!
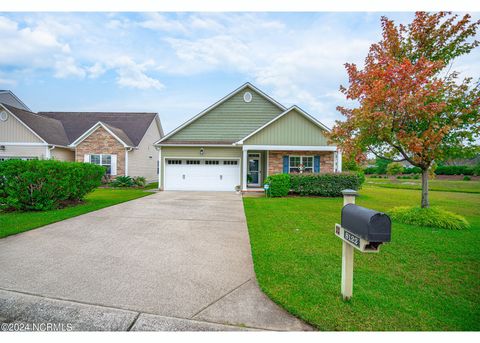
left=155, top=83, right=341, bottom=191
left=0, top=97, right=164, bottom=182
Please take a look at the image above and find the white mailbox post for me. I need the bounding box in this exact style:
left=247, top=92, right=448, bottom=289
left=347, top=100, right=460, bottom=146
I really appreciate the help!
left=339, top=189, right=357, bottom=300
left=335, top=189, right=391, bottom=301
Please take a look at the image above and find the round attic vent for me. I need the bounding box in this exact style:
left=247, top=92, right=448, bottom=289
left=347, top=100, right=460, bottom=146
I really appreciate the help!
left=0, top=111, right=8, bottom=122
left=243, top=91, right=252, bottom=103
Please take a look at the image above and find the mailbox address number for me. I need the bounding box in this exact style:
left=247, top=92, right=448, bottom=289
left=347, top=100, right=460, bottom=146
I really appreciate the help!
left=344, top=230, right=360, bottom=247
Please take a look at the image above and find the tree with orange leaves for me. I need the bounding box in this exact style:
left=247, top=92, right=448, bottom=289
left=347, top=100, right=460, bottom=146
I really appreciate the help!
left=331, top=12, right=480, bottom=208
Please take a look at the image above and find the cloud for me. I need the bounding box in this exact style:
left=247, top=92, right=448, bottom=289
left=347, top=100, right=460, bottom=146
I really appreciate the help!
left=139, top=13, right=187, bottom=33
left=113, top=56, right=164, bottom=90
left=54, top=57, right=86, bottom=79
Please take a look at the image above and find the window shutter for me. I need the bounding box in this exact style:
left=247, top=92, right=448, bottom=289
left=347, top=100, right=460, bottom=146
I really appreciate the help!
left=314, top=155, right=320, bottom=173
left=282, top=156, right=289, bottom=174
left=84, top=154, right=90, bottom=163
left=111, top=154, right=117, bottom=176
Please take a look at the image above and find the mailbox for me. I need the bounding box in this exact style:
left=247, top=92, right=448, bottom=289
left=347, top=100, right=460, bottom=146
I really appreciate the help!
left=335, top=204, right=391, bottom=253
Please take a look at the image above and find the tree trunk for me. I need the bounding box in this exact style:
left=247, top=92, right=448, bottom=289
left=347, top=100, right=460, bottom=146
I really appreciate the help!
left=421, top=169, right=430, bottom=208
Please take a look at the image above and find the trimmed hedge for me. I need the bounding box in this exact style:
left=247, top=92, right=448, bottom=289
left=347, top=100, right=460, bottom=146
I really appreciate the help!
left=403, top=166, right=422, bottom=174
left=264, top=174, right=291, bottom=197
left=290, top=173, right=363, bottom=196
left=435, top=165, right=474, bottom=175
left=0, top=159, right=105, bottom=211
left=364, top=167, right=378, bottom=174
left=264, top=172, right=363, bottom=197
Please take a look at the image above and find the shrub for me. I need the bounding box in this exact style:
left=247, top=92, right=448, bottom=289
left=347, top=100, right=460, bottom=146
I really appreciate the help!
left=387, top=162, right=404, bottom=175
left=110, top=175, right=135, bottom=187
left=375, top=158, right=390, bottom=174
left=396, top=175, right=402, bottom=179
left=435, top=165, right=474, bottom=175
left=133, top=176, right=147, bottom=187
left=363, top=166, right=378, bottom=174
left=290, top=172, right=362, bottom=197
left=369, top=175, right=378, bottom=178
left=413, top=174, right=420, bottom=179
left=388, top=206, right=469, bottom=230
left=474, top=163, right=480, bottom=176
left=0, top=159, right=104, bottom=211
left=403, top=166, right=422, bottom=174
left=264, top=174, right=291, bottom=197
left=463, top=175, right=471, bottom=181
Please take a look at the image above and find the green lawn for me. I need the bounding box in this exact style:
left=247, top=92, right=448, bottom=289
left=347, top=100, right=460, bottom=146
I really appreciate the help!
left=243, top=185, right=480, bottom=330
left=0, top=187, right=155, bottom=239
left=365, top=177, right=480, bottom=193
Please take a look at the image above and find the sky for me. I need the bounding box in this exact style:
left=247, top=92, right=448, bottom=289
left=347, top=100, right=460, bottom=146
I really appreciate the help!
left=0, top=12, right=479, bottom=134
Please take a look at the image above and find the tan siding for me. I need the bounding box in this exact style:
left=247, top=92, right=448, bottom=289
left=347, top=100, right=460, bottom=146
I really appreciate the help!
left=0, top=145, right=47, bottom=159
left=127, top=119, right=162, bottom=182
left=160, top=146, right=242, bottom=189
left=0, top=109, right=44, bottom=143
left=51, top=147, right=75, bottom=161
left=244, top=109, right=331, bottom=146
left=165, top=86, right=283, bottom=143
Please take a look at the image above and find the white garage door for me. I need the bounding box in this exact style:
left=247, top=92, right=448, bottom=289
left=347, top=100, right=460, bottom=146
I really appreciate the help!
left=164, top=159, right=240, bottom=191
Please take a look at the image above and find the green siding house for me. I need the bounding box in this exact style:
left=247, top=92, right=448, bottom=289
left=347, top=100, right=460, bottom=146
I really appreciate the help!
left=155, top=83, right=341, bottom=191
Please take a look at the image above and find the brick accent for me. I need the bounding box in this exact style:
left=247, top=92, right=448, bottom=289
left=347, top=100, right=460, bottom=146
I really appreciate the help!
left=268, top=150, right=335, bottom=175
left=75, top=126, right=126, bottom=176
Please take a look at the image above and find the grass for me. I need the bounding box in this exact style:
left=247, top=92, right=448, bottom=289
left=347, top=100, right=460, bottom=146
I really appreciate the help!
left=366, top=177, right=480, bottom=193
left=0, top=186, right=155, bottom=239
left=243, top=184, right=480, bottom=330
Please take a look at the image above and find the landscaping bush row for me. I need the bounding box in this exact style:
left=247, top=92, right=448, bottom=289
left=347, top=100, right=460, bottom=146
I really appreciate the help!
left=435, top=165, right=477, bottom=175
left=0, top=159, right=105, bottom=211
left=264, top=172, right=363, bottom=197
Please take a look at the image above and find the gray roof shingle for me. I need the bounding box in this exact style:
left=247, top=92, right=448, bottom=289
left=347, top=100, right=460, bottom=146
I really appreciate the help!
left=38, top=111, right=157, bottom=146
left=2, top=104, right=70, bottom=146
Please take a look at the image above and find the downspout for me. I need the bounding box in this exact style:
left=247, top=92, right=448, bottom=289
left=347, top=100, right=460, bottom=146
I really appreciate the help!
left=125, top=147, right=134, bottom=176
left=46, top=145, right=55, bottom=159
left=155, top=146, right=162, bottom=190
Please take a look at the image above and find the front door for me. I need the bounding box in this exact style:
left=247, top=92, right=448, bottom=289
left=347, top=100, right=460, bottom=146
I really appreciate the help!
left=247, top=153, right=261, bottom=187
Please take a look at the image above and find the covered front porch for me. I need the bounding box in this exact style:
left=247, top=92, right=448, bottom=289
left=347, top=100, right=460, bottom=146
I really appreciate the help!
left=241, top=145, right=342, bottom=191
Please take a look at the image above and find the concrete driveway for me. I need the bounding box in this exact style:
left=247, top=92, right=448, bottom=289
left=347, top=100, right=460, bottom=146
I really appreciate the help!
left=0, top=191, right=311, bottom=331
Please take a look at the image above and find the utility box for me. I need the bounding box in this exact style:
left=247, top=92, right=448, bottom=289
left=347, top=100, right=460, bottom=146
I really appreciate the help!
left=336, top=204, right=391, bottom=253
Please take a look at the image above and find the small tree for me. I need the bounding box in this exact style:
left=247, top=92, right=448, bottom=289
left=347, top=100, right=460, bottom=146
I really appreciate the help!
left=331, top=12, right=480, bottom=208
left=386, top=162, right=404, bottom=176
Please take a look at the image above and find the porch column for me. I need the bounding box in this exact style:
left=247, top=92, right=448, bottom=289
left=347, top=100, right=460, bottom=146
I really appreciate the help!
left=157, top=147, right=162, bottom=190
left=242, top=148, right=248, bottom=191
left=337, top=150, right=342, bottom=172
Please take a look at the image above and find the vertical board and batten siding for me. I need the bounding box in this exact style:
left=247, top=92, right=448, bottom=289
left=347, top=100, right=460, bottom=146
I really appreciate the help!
left=243, top=109, right=332, bottom=146
left=127, top=118, right=162, bottom=182
left=0, top=110, right=44, bottom=143
left=164, top=86, right=283, bottom=143
left=160, top=146, right=242, bottom=189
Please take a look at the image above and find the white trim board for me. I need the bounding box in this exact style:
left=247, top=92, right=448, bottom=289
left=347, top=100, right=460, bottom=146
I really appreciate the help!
left=154, top=82, right=287, bottom=145
left=69, top=121, right=133, bottom=148
left=156, top=144, right=237, bottom=147
left=242, top=145, right=337, bottom=151
left=235, top=105, right=331, bottom=145
left=0, top=104, right=48, bottom=144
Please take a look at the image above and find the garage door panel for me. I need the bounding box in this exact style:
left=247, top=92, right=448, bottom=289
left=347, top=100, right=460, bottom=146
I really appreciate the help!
left=165, top=160, right=240, bottom=191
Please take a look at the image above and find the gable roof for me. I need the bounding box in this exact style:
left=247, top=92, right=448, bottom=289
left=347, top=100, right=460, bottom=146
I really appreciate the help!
left=155, top=82, right=286, bottom=145
left=0, top=90, right=31, bottom=111
left=38, top=111, right=158, bottom=147
left=2, top=104, right=70, bottom=146
left=235, top=105, right=331, bottom=145
left=69, top=121, right=134, bottom=147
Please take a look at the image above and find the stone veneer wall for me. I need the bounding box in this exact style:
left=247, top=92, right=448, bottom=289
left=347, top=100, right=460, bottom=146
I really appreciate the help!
left=268, top=151, right=334, bottom=175
left=75, top=126, right=126, bottom=176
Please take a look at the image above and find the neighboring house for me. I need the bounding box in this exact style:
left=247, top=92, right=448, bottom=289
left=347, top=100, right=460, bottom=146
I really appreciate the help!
left=0, top=90, right=31, bottom=111
left=0, top=97, right=164, bottom=182
left=155, top=83, right=341, bottom=191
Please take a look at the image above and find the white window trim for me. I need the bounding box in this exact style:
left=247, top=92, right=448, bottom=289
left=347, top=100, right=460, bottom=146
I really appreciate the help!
left=289, top=155, right=314, bottom=173
left=89, top=154, right=115, bottom=175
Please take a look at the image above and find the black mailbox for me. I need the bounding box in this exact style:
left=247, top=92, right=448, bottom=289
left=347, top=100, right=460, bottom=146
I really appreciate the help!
left=341, top=204, right=391, bottom=243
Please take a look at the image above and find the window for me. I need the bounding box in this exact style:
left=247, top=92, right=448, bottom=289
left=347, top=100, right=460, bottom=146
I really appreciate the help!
left=186, top=160, right=200, bottom=165
left=167, top=159, right=182, bottom=165
left=289, top=156, right=314, bottom=173
left=90, top=154, right=112, bottom=174
left=223, top=160, right=238, bottom=165
left=205, top=160, right=219, bottom=165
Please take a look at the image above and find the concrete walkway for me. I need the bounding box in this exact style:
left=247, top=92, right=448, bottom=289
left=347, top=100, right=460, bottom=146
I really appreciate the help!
left=0, top=192, right=312, bottom=331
